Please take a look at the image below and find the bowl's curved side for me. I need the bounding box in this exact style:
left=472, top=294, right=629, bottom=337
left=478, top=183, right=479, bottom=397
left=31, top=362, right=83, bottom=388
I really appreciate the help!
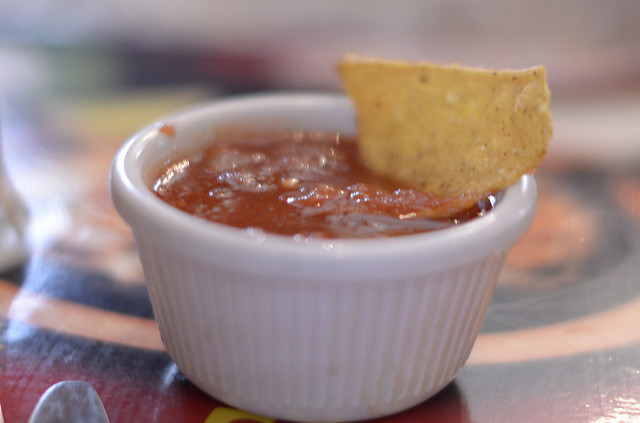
left=134, top=230, right=507, bottom=422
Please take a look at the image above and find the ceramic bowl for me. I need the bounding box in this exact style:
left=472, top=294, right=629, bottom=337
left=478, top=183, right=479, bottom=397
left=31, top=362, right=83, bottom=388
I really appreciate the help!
left=110, top=93, right=537, bottom=422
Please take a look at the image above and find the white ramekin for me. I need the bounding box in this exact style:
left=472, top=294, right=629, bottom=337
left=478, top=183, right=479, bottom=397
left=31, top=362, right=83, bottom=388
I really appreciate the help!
left=110, top=93, right=537, bottom=422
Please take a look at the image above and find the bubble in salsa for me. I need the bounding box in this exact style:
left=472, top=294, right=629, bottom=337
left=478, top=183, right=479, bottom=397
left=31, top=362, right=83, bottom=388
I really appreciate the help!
left=152, top=132, right=495, bottom=238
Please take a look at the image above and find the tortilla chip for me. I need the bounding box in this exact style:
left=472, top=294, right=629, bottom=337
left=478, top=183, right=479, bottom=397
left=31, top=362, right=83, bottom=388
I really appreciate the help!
left=338, top=54, right=552, bottom=200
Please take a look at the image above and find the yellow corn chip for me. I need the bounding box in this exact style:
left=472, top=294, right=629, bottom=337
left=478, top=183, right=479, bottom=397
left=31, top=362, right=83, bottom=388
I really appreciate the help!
left=338, top=54, right=552, bottom=202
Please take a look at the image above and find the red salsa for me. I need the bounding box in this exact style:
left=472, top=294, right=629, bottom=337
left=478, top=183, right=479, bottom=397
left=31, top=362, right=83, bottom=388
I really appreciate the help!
left=152, top=132, right=494, bottom=238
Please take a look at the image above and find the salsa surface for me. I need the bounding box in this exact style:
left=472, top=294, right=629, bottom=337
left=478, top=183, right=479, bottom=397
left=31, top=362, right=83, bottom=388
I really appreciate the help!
left=152, top=132, right=493, bottom=238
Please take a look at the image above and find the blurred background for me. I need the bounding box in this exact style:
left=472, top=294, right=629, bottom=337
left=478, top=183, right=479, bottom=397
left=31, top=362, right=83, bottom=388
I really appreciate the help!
left=2, top=0, right=639, bottom=89
left=1, top=4, right=640, bottom=420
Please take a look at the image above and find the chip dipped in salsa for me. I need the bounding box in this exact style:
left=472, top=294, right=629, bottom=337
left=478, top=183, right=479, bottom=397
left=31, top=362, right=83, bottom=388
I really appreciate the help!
left=152, top=131, right=495, bottom=239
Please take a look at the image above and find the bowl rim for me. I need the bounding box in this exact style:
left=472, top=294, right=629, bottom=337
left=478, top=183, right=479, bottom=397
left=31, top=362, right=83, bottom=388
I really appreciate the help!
left=110, top=92, right=537, bottom=279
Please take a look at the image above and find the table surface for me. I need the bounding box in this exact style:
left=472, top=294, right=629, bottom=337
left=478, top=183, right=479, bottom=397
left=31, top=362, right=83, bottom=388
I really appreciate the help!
left=1, top=46, right=640, bottom=423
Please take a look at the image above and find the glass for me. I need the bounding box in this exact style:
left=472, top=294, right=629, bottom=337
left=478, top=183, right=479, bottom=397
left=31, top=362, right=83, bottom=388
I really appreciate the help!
left=0, top=112, right=28, bottom=271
